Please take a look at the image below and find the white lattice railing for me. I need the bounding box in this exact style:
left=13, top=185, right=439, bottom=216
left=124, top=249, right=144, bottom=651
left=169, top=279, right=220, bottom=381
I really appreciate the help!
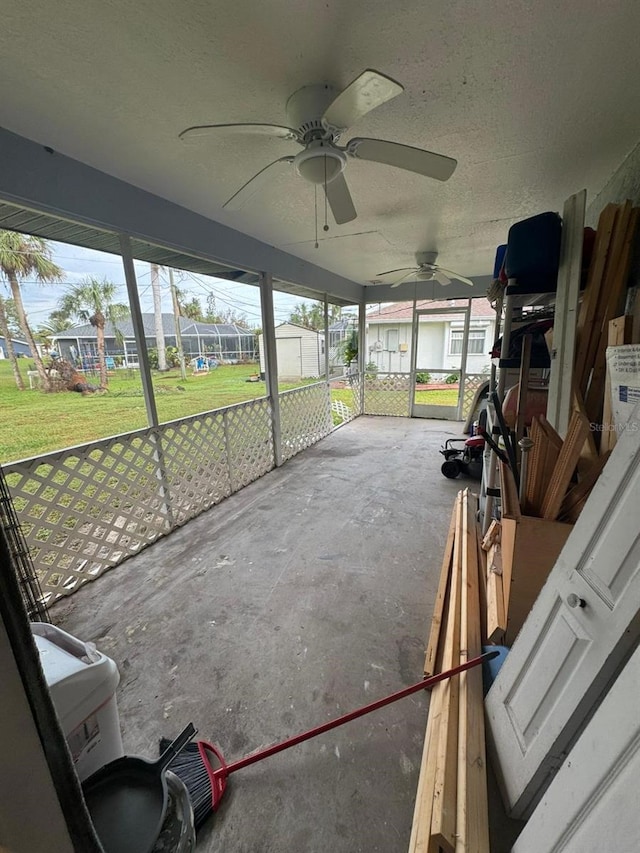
left=364, top=372, right=412, bottom=416
left=2, top=370, right=486, bottom=604
left=462, top=373, right=488, bottom=420
left=279, top=382, right=333, bottom=462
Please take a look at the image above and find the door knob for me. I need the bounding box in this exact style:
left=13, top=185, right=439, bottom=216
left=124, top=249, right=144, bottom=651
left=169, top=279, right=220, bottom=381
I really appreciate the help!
left=567, top=593, right=586, bottom=609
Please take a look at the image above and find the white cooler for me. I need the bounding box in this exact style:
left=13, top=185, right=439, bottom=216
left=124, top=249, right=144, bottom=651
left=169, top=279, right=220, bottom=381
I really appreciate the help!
left=31, top=622, right=124, bottom=781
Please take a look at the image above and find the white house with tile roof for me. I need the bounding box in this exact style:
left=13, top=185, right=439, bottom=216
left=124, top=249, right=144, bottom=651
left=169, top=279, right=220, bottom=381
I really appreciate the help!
left=366, top=299, right=496, bottom=375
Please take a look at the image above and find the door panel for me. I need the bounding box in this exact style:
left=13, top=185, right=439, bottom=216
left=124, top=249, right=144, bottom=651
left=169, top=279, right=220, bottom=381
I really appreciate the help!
left=485, top=408, right=640, bottom=818
left=513, top=642, right=640, bottom=852
left=411, top=304, right=471, bottom=420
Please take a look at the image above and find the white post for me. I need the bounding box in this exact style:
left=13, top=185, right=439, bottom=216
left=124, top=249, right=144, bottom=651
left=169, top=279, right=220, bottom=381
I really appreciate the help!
left=547, top=189, right=587, bottom=437
left=323, top=295, right=330, bottom=379
left=358, top=299, right=366, bottom=413
left=260, top=271, right=282, bottom=467
left=457, top=298, right=472, bottom=419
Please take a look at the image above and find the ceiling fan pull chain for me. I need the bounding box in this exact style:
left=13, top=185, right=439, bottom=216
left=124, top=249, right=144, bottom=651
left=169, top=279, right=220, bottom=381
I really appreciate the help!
left=314, top=185, right=319, bottom=248
left=323, top=156, right=329, bottom=233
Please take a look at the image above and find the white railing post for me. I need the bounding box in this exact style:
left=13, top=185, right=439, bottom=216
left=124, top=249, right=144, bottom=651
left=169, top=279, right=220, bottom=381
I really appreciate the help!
left=358, top=299, right=366, bottom=413
left=119, top=235, right=173, bottom=526
left=260, top=271, right=282, bottom=467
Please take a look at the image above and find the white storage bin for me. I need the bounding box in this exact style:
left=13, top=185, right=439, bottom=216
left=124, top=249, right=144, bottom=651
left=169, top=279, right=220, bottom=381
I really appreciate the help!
left=31, top=622, right=123, bottom=781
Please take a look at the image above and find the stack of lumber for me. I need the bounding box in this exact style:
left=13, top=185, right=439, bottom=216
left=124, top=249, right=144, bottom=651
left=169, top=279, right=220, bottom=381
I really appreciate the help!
left=523, top=409, right=604, bottom=523
left=411, top=490, right=489, bottom=853
left=574, top=200, right=639, bottom=433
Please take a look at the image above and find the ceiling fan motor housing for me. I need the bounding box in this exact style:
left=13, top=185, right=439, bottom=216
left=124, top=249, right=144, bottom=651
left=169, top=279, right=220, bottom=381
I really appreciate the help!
left=286, top=83, right=340, bottom=141
left=415, top=250, right=438, bottom=267
left=293, top=142, right=346, bottom=185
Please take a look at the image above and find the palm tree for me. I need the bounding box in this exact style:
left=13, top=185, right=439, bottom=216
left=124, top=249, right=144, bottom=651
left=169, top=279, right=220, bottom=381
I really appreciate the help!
left=59, top=278, right=129, bottom=390
left=0, top=297, right=24, bottom=389
left=0, top=231, right=63, bottom=391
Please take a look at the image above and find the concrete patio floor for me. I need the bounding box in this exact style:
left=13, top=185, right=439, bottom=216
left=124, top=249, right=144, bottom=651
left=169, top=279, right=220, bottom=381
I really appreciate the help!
left=52, top=416, right=522, bottom=852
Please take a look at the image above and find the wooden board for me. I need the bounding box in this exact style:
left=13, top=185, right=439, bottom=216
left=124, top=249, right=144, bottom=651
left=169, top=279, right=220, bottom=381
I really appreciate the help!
left=486, top=544, right=506, bottom=643
left=455, top=491, right=490, bottom=852
left=408, top=689, right=442, bottom=853
left=501, top=462, right=572, bottom=643
left=575, top=203, right=618, bottom=395
left=572, top=386, right=598, bottom=471
left=585, top=205, right=639, bottom=425
left=476, top=522, right=488, bottom=648
left=541, top=411, right=591, bottom=521
left=424, top=496, right=459, bottom=677
left=580, top=202, right=629, bottom=395
left=558, top=451, right=611, bottom=523
left=429, top=495, right=463, bottom=853
left=525, top=417, right=563, bottom=516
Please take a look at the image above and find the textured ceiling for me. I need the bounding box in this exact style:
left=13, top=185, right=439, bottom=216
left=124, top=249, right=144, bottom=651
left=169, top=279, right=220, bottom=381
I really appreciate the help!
left=1, top=0, right=640, bottom=286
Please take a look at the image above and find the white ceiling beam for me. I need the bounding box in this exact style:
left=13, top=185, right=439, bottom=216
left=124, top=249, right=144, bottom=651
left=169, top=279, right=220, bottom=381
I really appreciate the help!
left=0, top=127, right=364, bottom=304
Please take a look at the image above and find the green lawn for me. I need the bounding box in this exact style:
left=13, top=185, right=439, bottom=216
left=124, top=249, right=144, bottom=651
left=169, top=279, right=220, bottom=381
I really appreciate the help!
left=414, top=389, right=459, bottom=405
left=0, top=361, right=461, bottom=463
left=0, top=361, right=313, bottom=463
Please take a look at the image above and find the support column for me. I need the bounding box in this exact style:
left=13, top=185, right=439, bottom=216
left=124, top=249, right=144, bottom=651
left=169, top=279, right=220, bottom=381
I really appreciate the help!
left=358, top=299, right=366, bottom=413
left=456, top=298, right=472, bottom=420
left=119, top=234, right=158, bottom=427
left=260, top=271, right=282, bottom=467
left=323, top=295, right=330, bottom=379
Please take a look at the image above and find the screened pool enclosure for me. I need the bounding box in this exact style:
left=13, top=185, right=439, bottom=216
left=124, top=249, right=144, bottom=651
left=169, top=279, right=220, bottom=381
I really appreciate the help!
left=54, top=314, right=257, bottom=368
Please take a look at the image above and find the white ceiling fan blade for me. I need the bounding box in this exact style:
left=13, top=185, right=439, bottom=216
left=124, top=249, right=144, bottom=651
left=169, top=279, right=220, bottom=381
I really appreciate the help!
left=223, top=156, right=294, bottom=210
left=376, top=266, right=415, bottom=278
left=321, top=69, right=403, bottom=133
left=433, top=269, right=452, bottom=286
left=347, top=138, right=457, bottom=181
left=323, top=173, right=357, bottom=224
left=435, top=266, right=474, bottom=286
left=390, top=269, right=420, bottom=288
left=179, top=123, right=300, bottom=142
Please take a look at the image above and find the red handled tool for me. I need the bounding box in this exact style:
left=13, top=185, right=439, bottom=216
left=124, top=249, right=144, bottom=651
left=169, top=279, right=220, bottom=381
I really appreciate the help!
left=164, top=649, right=498, bottom=825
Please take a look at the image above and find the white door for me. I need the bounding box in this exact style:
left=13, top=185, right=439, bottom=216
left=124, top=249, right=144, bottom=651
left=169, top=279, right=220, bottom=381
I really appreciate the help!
left=276, top=337, right=302, bottom=379
left=513, top=641, right=640, bottom=852
left=410, top=303, right=471, bottom=420
left=485, top=407, right=640, bottom=819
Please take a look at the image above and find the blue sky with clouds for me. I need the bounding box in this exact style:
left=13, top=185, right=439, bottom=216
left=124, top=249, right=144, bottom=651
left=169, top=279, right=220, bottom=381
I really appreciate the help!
left=1, top=240, right=315, bottom=330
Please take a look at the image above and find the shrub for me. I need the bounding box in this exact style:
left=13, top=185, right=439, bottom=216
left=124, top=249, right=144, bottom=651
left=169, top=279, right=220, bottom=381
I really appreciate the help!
left=445, top=373, right=459, bottom=384
left=415, top=371, right=431, bottom=384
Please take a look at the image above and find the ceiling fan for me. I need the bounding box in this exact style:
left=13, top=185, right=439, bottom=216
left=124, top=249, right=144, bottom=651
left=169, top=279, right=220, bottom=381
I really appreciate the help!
left=377, top=251, right=474, bottom=287
left=179, top=69, right=457, bottom=225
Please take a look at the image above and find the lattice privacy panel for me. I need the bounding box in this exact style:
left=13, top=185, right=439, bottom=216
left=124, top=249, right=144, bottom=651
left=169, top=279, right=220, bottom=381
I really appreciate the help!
left=223, top=398, right=274, bottom=490
left=3, top=430, right=171, bottom=603
left=279, top=382, right=333, bottom=462
left=3, top=397, right=277, bottom=603
left=363, top=373, right=411, bottom=417
left=462, top=374, right=487, bottom=420
left=159, top=411, right=232, bottom=526
left=330, top=374, right=363, bottom=425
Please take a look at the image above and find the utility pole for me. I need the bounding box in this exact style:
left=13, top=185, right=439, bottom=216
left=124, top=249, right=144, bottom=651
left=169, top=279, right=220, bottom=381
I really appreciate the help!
left=151, top=262, right=167, bottom=371
left=169, top=268, right=187, bottom=381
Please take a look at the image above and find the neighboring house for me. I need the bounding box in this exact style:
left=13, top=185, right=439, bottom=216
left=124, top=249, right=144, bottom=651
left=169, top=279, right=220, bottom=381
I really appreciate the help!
left=366, top=299, right=496, bottom=375
left=53, top=314, right=256, bottom=367
left=0, top=336, right=31, bottom=359
left=258, top=322, right=325, bottom=381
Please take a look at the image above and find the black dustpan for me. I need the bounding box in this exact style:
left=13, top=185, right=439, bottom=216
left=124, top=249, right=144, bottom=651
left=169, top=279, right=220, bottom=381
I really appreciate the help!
left=82, top=722, right=196, bottom=853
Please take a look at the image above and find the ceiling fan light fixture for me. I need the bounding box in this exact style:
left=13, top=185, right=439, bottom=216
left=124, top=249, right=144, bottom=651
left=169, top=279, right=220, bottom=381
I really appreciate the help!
left=293, top=146, right=346, bottom=185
